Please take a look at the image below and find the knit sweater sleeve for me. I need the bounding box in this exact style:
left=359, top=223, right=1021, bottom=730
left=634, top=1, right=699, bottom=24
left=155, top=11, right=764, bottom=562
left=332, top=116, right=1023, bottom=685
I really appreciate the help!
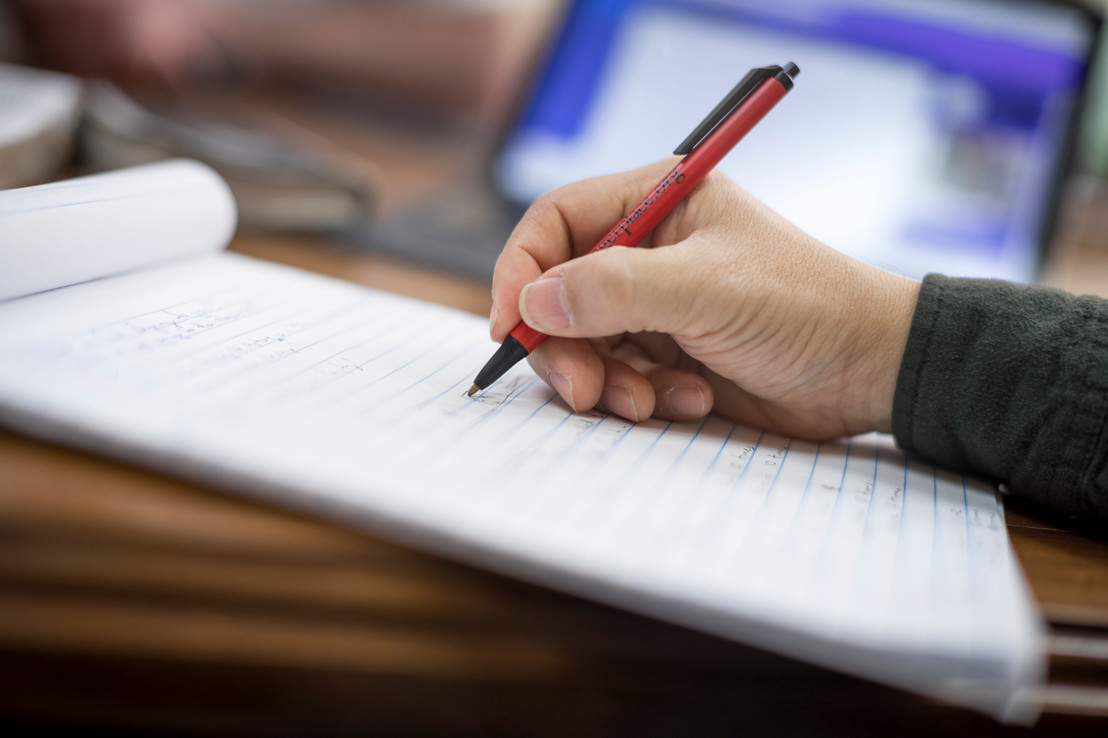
left=892, top=274, right=1108, bottom=524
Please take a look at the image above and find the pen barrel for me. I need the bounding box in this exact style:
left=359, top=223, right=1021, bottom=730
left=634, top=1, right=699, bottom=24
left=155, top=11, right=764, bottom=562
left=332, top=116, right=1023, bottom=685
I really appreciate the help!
left=591, top=76, right=789, bottom=254
left=506, top=77, right=789, bottom=360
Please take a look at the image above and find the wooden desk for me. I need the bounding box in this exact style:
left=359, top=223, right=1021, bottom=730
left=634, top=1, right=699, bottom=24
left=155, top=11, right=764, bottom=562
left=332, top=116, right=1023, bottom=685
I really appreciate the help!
left=2, top=114, right=1108, bottom=736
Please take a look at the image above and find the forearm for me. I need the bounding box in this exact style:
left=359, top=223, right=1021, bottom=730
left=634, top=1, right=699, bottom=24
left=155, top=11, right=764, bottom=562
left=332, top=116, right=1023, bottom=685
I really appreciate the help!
left=892, top=274, right=1108, bottom=523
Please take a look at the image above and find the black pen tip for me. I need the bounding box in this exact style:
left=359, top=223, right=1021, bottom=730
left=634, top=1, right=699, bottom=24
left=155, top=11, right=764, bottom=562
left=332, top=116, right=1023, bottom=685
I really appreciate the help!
left=470, top=335, right=530, bottom=398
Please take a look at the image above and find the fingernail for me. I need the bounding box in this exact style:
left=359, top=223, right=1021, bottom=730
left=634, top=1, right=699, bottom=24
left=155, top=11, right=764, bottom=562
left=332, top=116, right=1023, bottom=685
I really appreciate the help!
left=664, top=384, right=707, bottom=417
left=549, top=371, right=576, bottom=412
left=488, top=300, right=499, bottom=338
left=520, top=277, right=571, bottom=332
left=600, top=385, right=639, bottom=422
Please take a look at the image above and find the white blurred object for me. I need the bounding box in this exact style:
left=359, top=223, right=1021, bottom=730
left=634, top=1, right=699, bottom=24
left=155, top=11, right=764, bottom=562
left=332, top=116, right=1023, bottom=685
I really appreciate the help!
left=0, top=63, right=82, bottom=188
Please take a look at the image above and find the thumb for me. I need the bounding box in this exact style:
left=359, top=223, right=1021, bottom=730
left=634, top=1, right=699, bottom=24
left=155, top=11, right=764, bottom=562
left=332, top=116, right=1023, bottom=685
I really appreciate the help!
left=518, top=246, right=695, bottom=338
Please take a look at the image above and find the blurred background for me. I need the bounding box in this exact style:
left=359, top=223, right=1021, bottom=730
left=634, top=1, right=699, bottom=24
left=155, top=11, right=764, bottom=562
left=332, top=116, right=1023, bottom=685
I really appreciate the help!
left=0, top=0, right=1105, bottom=283
left=0, top=0, right=556, bottom=234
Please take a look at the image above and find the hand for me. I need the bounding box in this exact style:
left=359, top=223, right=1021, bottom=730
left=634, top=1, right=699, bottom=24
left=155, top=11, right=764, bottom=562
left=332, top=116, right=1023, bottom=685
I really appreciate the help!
left=489, top=161, right=920, bottom=440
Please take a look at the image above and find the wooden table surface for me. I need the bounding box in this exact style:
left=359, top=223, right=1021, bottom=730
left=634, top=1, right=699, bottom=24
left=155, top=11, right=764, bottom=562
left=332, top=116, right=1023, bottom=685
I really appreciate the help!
left=2, top=100, right=1108, bottom=737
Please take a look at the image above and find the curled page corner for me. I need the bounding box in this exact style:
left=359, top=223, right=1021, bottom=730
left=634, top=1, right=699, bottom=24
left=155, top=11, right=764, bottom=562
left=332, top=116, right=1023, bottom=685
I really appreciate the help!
left=0, top=158, right=236, bottom=302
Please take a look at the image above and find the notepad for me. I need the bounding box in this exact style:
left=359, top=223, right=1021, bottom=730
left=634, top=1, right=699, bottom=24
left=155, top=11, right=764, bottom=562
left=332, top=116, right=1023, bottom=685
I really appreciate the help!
left=0, top=161, right=1044, bottom=722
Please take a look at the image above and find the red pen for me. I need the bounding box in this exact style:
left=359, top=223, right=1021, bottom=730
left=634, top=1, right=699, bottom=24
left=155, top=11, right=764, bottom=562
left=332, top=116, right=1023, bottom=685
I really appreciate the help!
left=468, top=62, right=799, bottom=397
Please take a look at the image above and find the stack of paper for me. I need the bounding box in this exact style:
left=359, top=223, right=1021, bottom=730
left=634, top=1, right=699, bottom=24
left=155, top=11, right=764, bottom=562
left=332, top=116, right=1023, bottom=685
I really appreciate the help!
left=0, top=161, right=1044, bottom=722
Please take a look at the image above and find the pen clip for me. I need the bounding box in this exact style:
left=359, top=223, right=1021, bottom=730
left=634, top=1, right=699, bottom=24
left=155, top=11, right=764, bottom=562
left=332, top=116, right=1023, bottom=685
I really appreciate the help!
left=673, top=62, right=798, bottom=156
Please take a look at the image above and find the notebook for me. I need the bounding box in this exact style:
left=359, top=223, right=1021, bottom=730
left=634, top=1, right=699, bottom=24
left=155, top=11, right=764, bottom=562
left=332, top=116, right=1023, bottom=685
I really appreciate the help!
left=359, top=0, right=1101, bottom=283
left=0, top=161, right=1045, bottom=723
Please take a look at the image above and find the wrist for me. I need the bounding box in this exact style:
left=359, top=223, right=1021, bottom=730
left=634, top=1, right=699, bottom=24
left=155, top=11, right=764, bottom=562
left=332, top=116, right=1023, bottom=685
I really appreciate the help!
left=848, top=270, right=921, bottom=434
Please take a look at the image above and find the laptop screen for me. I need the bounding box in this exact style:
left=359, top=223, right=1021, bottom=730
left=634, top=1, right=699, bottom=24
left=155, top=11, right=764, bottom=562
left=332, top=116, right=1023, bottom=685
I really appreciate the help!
left=492, top=0, right=1098, bottom=282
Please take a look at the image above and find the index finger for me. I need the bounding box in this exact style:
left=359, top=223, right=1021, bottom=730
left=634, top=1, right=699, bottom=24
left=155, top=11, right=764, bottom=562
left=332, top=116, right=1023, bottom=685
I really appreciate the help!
left=489, top=158, right=680, bottom=342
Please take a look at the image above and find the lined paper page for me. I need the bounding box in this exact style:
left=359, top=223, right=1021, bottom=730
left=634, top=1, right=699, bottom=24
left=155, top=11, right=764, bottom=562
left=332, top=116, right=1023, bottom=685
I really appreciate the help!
left=0, top=252, right=1042, bottom=721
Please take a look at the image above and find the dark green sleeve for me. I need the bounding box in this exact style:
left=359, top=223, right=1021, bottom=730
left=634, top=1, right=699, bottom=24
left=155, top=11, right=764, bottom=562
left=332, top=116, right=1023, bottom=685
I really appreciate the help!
left=892, top=274, right=1108, bottom=524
